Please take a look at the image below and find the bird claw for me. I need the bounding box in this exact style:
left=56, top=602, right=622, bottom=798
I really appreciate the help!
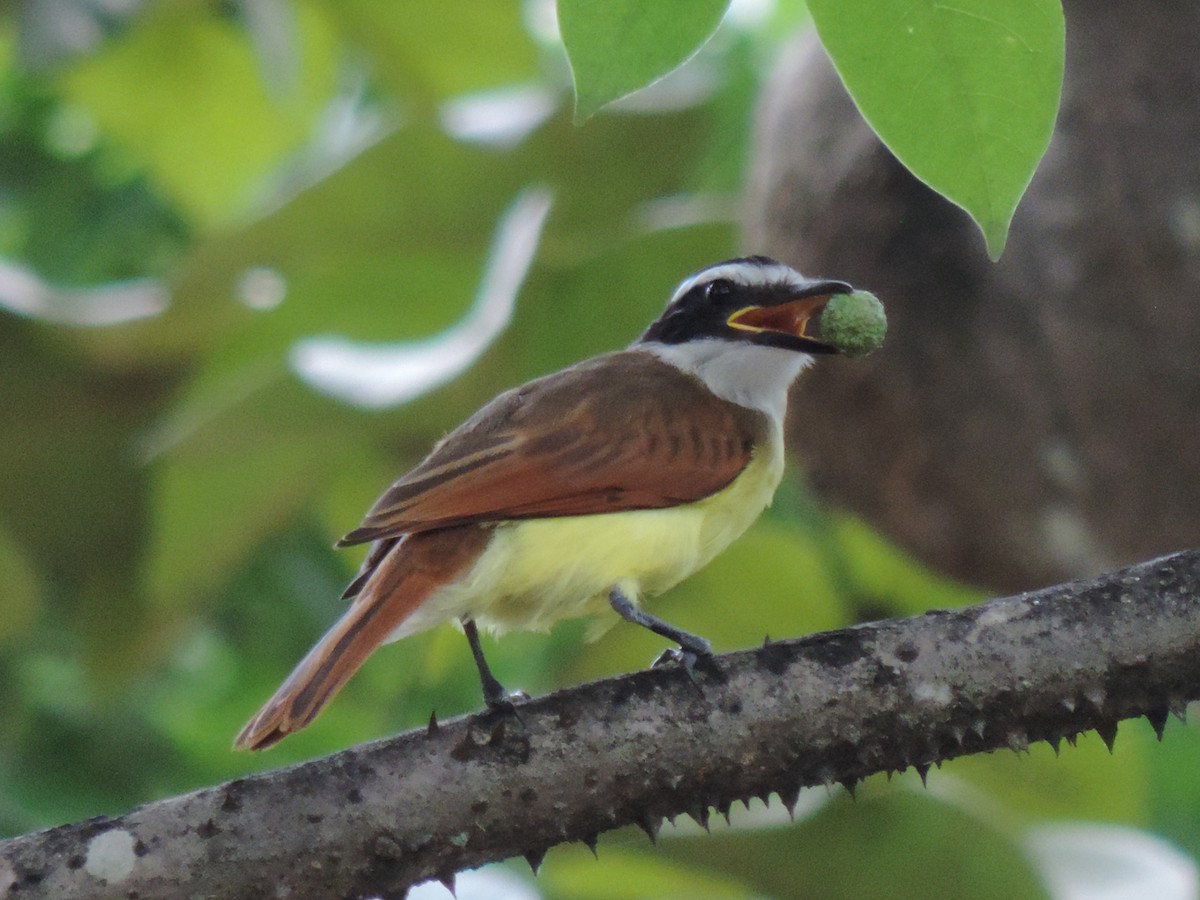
left=652, top=646, right=693, bottom=670
left=484, top=688, right=530, bottom=709
left=652, top=638, right=713, bottom=682
left=483, top=688, right=530, bottom=725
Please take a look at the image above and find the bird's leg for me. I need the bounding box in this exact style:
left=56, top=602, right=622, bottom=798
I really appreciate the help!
left=609, top=587, right=714, bottom=677
left=462, top=618, right=527, bottom=710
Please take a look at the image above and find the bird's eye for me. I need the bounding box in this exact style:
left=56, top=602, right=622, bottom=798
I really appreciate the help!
left=704, top=279, right=732, bottom=301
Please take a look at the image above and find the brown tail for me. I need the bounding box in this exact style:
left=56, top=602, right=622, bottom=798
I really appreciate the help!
left=233, top=526, right=490, bottom=751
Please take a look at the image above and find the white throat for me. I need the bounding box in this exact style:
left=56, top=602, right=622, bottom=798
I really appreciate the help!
left=638, top=340, right=813, bottom=424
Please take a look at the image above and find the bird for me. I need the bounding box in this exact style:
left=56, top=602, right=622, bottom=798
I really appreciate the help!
left=235, top=256, right=858, bottom=750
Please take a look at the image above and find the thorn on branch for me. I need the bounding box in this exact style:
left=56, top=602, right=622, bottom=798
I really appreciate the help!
left=1096, top=721, right=1118, bottom=753
left=581, top=833, right=598, bottom=857
left=1170, top=698, right=1188, bottom=724
left=715, top=797, right=732, bottom=826
left=523, top=847, right=547, bottom=874
left=635, top=814, right=661, bottom=844
left=1145, top=708, right=1169, bottom=741
left=687, top=802, right=710, bottom=832
left=779, top=784, right=800, bottom=819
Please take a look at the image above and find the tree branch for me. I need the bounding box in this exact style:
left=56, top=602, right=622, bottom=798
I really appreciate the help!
left=4, top=549, right=1200, bottom=899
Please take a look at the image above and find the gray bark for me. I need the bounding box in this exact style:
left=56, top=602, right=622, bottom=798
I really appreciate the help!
left=3, top=548, right=1199, bottom=899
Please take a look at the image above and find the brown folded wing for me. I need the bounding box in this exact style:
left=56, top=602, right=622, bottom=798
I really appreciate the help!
left=338, top=351, right=768, bottom=545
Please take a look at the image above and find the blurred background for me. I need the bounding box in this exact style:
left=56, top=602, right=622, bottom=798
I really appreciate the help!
left=1, top=1, right=1198, bottom=897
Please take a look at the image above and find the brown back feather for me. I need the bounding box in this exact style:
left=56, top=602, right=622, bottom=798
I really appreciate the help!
left=339, top=351, right=767, bottom=545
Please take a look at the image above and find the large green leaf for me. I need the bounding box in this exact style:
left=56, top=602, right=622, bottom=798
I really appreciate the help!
left=808, top=0, right=1064, bottom=258
left=559, top=0, right=731, bottom=121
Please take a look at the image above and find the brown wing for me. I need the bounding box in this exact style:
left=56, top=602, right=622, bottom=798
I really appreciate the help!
left=338, top=350, right=769, bottom=546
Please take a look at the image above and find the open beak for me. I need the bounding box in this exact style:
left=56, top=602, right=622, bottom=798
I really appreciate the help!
left=726, top=281, right=850, bottom=354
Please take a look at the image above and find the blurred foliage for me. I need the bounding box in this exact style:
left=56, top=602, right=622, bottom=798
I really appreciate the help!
left=0, top=2, right=1195, bottom=898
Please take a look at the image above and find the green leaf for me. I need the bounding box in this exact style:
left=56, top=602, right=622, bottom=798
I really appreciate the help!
left=808, top=0, right=1064, bottom=259
left=559, top=0, right=731, bottom=122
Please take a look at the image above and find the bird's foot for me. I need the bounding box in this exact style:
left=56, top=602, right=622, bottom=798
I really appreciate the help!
left=652, top=635, right=714, bottom=682
left=482, top=680, right=530, bottom=723
left=484, top=688, right=531, bottom=710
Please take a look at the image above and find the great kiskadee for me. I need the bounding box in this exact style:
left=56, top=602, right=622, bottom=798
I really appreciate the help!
left=235, top=256, right=859, bottom=750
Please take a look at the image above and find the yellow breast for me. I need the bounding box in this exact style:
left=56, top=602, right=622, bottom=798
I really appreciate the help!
left=392, top=427, right=786, bottom=639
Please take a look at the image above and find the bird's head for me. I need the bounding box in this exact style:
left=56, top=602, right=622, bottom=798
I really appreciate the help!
left=638, top=256, right=852, bottom=355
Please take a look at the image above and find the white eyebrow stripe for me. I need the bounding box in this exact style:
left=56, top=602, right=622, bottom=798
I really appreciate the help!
left=667, top=260, right=808, bottom=307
